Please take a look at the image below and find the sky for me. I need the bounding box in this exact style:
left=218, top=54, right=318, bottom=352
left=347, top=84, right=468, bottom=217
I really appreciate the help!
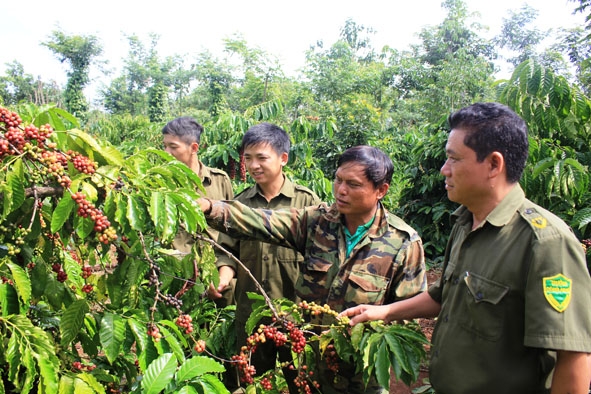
left=1, top=0, right=586, bottom=102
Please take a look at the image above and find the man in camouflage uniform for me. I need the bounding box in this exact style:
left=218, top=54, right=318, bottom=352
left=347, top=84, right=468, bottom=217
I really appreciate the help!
left=199, top=145, right=427, bottom=393
left=341, top=103, right=591, bottom=394
left=208, top=123, right=321, bottom=392
left=162, top=116, right=235, bottom=306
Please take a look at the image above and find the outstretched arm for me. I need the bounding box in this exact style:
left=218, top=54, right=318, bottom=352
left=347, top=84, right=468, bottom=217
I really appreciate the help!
left=339, top=291, right=441, bottom=325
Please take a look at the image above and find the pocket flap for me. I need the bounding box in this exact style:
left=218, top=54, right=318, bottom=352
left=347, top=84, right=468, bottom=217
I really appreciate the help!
left=463, top=272, right=509, bottom=304
left=348, top=271, right=389, bottom=292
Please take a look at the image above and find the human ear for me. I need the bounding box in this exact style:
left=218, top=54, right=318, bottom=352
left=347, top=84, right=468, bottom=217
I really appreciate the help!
left=488, top=152, right=504, bottom=178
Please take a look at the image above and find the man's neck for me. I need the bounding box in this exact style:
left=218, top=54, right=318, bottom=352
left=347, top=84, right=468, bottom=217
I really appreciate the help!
left=470, top=183, right=516, bottom=230
left=258, top=174, right=285, bottom=202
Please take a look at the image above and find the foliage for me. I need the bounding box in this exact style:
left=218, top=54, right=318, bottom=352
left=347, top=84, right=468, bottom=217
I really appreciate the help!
left=497, top=59, right=591, bottom=237
left=0, top=104, right=429, bottom=393
left=0, top=104, right=231, bottom=393
left=43, top=30, right=103, bottom=119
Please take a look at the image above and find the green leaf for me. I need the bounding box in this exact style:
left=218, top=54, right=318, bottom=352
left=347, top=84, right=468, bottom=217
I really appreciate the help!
left=75, top=372, right=106, bottom=394
left=58, top=375, right=75, bottom=394
left=51, top=194, right=75, bottom=233
left=176, top=355, right=225, bottom=382
left=5, top=158, right=26, bottom=216
left=127, top=194, right=148, bottom=232
left=0, top=283, right=20, bottom=315
left=99, top=312, right=127, bottom=363
left=176, top=386, right=198, bottom=394
left=7, top=262, right=31, bottom=312
left=60, top=299, right=90, bottom=346
left=148, top=191, right=164, bottom=235
left=194, top=373, right=230, bottom=393
left=141, top=353, right=178, bottom=394
left=374, top=341, right=391, bottom=389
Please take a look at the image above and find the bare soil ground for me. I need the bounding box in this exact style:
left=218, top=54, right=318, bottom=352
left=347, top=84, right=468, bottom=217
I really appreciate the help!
left=389, top=267, right=440, bottom=393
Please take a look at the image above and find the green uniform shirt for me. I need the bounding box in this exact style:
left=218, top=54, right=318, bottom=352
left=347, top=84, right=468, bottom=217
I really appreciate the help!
left=428, top=185, right=591, bottom=394
left=215, top=176, right=321, bottom=344
left=171, top=162, right=234, bottom=306
left=172, top=162, right=234, bottom=253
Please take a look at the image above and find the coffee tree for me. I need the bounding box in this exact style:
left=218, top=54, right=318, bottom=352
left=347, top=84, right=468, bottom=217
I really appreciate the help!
left=0, top=104, right=428, bottom=393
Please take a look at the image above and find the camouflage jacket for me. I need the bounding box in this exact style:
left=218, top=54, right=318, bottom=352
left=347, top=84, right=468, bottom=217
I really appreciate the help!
left=207, top=200, right=427, bottom=312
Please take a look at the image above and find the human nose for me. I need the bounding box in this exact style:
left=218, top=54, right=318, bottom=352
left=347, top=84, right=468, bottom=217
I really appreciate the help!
left=440, top=159, right=450, bottom=176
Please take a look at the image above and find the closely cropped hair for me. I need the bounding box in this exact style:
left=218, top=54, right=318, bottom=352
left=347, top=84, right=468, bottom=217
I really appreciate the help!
left=241, top=122, right=290, bottom=155
left=448, top=102, right=529, bottom=183
left=337, top=145, right=394, bottom=188
left=162, top=117, right=204, bottom=145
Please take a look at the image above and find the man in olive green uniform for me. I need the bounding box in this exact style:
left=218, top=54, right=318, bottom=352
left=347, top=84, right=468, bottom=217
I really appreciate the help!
left=341, top=103, right=591, bottom=394
left=208, top=123, right=320, bottom=392
left=199, top=145, right=427, bottom=394
left=162, top=116, right=235, bottom=306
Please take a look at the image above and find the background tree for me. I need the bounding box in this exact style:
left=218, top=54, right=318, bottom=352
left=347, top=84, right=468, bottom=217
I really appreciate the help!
left=43, top=30, right=102, bottom=119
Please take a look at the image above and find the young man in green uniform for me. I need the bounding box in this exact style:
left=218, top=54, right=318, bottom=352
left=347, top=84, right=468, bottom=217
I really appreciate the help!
left=207, top=122, right=321, bottom=391
left=199, top=145, right=427, bottom=394
left=341, top=102, right=591, bottom=394
left=162, top=116, right=235, bottom=306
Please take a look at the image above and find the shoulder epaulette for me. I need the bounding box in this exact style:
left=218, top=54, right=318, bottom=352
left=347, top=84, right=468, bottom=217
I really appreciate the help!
left=208, top=167, right=231, bottom=178
left=386, top=214, right=420, bottom=242
left=293, top=184, right=317, bottom=196
left=517, top=202, right=567, bottom=240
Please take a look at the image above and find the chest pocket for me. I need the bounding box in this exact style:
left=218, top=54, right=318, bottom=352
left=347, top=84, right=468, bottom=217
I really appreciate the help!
left=344, top=270, right=389, bottom=306
left=459, top=272, right=510, bottom=341
left=277, top=246, right=304, bottom=263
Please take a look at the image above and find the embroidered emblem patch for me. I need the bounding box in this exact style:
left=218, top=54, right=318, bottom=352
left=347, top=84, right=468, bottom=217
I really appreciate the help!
left=531, top=216, right=547, bottom=229
left=543, top=274, right=572, bottom=312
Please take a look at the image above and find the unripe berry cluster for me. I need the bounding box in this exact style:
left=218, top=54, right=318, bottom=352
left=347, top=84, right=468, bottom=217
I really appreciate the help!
left=193, top=339, right=206, bottom=353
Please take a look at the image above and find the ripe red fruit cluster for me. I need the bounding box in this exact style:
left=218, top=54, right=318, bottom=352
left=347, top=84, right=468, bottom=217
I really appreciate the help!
left=51, top=262, right=68, bottom=282
left=82, top=284, right=93, bottom=293
left=175, top=314, right=193, bottom=334
left=228, top=157, right=237, bottom=179
left=239, top=153, right=246, bottom=182
left=81, top=266, right=93, bottom=279
left=0, top=107, right=22, bottom=128
left=292, top=366, right=320, bottom=394
left=260, top=377, right=273, bottom=391
left=286, top=323, right=306, bottom=354
left=72, top=361, right=96, bottom=372
left=67, top=150, right=97, bottom=174
left=71, top=192, right=117, bottom=244
left=231, top=352, right=256, bottom=385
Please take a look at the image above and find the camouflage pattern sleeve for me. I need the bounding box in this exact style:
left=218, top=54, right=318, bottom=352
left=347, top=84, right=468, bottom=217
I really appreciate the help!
left=207, top=200, right=314, bottom=254
left=391, top=237, right=427, bottom=301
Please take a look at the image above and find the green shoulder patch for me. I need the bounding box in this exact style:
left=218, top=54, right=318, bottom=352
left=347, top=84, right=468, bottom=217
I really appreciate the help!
left=542, top=274, right=572, bottom=312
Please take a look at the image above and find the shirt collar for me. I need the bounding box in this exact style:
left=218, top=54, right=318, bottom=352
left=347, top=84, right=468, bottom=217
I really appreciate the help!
left=240, top=174, right=294, bottom=199
left=452, top=185, right=525, bottom=228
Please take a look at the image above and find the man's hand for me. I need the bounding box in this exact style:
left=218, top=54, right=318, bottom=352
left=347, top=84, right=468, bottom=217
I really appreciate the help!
left=197, top=198, right=212, bottom=215
left=339, top=304, right=395, bottom=325
left=207, top=266, right=235, bottom=299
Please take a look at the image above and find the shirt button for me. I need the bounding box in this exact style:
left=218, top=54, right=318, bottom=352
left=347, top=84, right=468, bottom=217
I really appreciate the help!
left=444, top=314, right=449, bottom=322
left=453, top=278, right=459, bottom=285
left=263, top=255, right=269, bottom=261
left=476, top=291, right=483, bottom=301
